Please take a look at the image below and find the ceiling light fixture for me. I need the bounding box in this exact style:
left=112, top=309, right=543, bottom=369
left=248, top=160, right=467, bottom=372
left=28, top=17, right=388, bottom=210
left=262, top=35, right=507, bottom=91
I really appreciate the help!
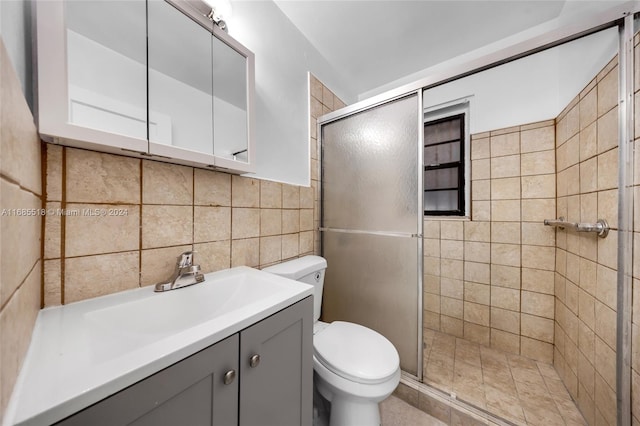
left=202, top=0, right=232, bottom=32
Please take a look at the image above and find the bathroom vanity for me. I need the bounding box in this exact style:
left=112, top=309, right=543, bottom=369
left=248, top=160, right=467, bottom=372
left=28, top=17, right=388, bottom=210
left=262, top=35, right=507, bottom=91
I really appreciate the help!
left=5, top=267, right=313, bottom=426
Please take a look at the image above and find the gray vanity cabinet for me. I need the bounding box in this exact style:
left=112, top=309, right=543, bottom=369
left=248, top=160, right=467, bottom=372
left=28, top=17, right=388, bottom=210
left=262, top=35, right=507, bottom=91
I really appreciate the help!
left=55, top=297, right=312, bottom=426
left=240, top=296, right=313, bottom=426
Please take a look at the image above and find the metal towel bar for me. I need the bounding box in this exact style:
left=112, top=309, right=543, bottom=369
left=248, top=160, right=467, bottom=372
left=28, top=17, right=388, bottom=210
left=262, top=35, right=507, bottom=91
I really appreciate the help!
left=543, top=217, right=609, bottom=238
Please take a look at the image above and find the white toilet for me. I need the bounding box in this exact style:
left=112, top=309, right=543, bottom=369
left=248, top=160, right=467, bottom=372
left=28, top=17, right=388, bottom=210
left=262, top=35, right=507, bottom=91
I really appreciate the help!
left=263, top=256, right=400, bottom=426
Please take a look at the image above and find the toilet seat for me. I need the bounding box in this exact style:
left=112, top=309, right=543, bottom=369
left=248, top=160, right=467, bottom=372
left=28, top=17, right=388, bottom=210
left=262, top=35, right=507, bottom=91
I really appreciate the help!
left=313, top=321, right=399, bottom=385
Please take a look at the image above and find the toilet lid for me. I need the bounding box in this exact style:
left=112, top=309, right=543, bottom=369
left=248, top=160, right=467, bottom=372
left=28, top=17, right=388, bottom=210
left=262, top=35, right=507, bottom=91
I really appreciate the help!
left=314, top=321, right=399, bottom=384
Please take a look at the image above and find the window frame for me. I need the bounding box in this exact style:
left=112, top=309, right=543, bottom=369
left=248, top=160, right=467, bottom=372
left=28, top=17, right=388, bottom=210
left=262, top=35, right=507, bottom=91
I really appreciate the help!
left=422, top=101, right=470, bottom=217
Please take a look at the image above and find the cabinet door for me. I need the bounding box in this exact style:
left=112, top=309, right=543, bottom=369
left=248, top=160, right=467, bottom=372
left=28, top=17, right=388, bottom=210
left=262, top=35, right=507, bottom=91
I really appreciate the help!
left=211, top=30, right=254, bottom=173
left=56, top=335, right=239, bottom=426
left=37, top=0, right=148, bottom=153
left=239, top=297, right=313, bottom=426
left=147, top=0, right=216, bottom=165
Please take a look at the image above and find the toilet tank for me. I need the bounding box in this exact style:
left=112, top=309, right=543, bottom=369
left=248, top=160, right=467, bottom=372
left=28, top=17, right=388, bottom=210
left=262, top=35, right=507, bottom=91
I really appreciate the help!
left=262, top=256, right=327, bottom=322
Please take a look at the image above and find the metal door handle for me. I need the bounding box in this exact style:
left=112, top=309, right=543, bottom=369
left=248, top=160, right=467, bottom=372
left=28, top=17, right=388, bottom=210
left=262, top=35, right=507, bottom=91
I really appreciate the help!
left=223, top=370, right=236, bottom=385
left=249, top=354, right=260, bottom=368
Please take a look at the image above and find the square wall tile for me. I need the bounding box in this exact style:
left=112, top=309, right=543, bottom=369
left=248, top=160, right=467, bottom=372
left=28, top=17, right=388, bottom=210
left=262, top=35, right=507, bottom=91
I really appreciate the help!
left=491, top=154, right=520, bottom=178
left=282, top=185, right=300, bottom=209
left=491, top=243, right=521, bottom=267
left=195, top=241, right=231, bottom=273
left=521, top=126, right=555, bottom=154
left=65, top=204, right=140, bottom=257
left=491, top=222, right=521, bottom=244
left=521, top=174, right=555, bottom=199
left=471, top=179, right=490, bottom=201
left=463, top=262, right=490, bottom=284
left=491, top=329, right=520, bottom=355
left=491, top=177, right=520, bottom=200
left=521, top=268, right=554, bottom=294
left=260, top=180, right=282, bottom=208
left=490, top=132, right=520, bottom=157
left=142, top=161, right=193, bottom=205
left=520, top=337, right=553, bottom=363
left=142, top=205, right=193, bottom=249
left=471, top=137, right=490, bottom=160
left=491, top=264, right=521, bottom=289
left=491, top=200, right=520, bottom=222
left=231, top=238, right=259, bottom=267
left=441, top=221, right=463, bottom=240
left=194, top=206, right=231, bottom=242
left=491, top=287, right=520, bottom=311
left=282, top=233, right=300, bottom=260
left=521, top=314, right=554, bottom=343
left=522, top=245, right=555, bottom=271
left=260, top=236, right=282, bottom=265
left=521, top=150, right=555, bottom=176
left=260, top=209, right=282, bottom=236
left=281, top=209, right=300, bottom=235
left=521, top=291, right=554, bottom=319
left=464, top=221, right=490, bottom=242
left=232, top=176, right=260, bottom=208
left=597, top=148, right=618, bottom=191
left=194, top=169, right=231, bottom=206
left=65, top=252, right=139, bottom=303
left=491, top=307, right=520, bottom=334
left=299, top=231, right=314, bottom=254
left=232, top=208, right=260, bottom=240
left=66, top=148, right=140, bottom=204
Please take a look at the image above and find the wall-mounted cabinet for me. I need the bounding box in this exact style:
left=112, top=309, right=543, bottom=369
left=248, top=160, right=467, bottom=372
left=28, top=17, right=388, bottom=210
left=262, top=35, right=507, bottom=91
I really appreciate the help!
left=36, top=0, right=255, bottom=174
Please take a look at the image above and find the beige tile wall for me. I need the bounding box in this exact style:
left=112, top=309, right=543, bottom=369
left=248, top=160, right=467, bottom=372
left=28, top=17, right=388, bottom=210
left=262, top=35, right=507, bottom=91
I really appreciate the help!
left=0, top=41, right=43, bottom=422
left=423, top=120, right=557, bottom=364
left=43, top=74, right=344, bottom=306
left=553, top=56, right=619, bottom=425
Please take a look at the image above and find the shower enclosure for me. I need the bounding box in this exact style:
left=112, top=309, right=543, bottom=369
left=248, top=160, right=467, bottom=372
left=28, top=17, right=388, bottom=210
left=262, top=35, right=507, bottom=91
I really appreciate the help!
left=319, top=7, right=638, bottom=425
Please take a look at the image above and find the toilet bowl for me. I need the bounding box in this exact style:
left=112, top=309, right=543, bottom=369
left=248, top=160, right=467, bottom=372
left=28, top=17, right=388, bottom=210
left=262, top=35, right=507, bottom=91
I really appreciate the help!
left=263, top=256, right=400, bottom=426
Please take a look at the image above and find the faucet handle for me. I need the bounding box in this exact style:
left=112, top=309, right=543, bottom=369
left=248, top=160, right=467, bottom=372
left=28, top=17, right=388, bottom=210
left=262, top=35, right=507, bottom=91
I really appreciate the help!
left=177, top=251, right=196, bottom=268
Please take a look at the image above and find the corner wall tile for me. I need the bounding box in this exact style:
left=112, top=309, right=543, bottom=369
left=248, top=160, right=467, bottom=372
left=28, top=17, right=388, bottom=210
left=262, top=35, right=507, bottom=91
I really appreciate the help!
left=65, top=252, right=139, bottom=303
left=66, top=148, right=140, bottom=204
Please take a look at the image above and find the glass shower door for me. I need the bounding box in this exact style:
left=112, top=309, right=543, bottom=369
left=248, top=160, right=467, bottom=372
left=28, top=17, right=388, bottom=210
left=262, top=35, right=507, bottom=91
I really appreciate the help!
left=320, top=94, right=422, bottom=376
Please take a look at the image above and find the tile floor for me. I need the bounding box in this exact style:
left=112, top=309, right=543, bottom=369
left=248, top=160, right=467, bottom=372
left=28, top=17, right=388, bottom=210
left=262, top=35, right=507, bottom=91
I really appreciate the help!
left=381, top=396, right=447, bottom=426
left=423, top=329, right=586, bottom=425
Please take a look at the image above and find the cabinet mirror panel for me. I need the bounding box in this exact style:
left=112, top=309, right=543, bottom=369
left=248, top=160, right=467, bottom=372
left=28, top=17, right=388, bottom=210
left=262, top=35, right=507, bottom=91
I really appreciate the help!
left=148, top=0, right=214, bottom=154
left=213, top=36, right=249, bottom=163
left=65, top=0, right=147, bottom=139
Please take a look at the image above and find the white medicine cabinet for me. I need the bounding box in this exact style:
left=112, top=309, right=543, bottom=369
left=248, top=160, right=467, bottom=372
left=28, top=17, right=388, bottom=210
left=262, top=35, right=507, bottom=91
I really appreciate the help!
left=35, top=0, right=255, bottom=174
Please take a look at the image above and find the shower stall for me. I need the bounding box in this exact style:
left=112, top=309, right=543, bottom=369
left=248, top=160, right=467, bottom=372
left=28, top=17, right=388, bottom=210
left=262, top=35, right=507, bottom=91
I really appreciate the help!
left=319, top=7, right=639, bottom=425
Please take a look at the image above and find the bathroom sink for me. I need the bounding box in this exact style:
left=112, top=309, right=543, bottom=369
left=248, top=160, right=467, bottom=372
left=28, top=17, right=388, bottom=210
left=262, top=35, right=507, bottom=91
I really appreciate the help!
left=85, top=269, right=284, bottom=338
left=7, top=266, right=313, bottom=426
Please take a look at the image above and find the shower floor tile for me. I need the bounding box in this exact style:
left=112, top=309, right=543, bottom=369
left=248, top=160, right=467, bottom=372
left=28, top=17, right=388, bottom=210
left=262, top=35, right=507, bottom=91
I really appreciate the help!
left=423, top=329, right=586, bottom=426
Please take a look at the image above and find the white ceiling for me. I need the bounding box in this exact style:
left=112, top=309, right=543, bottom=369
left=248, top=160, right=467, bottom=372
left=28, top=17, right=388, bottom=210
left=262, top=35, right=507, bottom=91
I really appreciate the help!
left=272, top=0, right=625, bottom=98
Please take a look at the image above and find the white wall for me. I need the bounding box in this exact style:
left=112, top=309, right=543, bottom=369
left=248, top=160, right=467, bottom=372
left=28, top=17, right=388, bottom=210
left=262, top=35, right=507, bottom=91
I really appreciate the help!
left=422, top=28, right=618, bottom=134
left=228, top=1, right=355, bottom=185
left=1, top=0, right=33, bottom=111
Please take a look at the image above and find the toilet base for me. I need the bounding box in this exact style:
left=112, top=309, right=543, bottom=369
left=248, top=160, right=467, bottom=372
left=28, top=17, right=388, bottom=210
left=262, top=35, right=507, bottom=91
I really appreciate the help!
left=329, top=397, right=381, bottom=426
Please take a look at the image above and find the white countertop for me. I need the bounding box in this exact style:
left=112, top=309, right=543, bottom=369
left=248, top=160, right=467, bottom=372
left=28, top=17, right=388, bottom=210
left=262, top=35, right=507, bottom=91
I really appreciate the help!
left=4, top=267, right=313, bottom=426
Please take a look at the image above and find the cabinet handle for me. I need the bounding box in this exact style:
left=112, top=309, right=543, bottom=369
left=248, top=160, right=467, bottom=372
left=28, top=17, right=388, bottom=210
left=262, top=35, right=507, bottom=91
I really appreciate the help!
left=223, top=370, right=236, bottom=385
left=249, top=354, right=261, bottom=368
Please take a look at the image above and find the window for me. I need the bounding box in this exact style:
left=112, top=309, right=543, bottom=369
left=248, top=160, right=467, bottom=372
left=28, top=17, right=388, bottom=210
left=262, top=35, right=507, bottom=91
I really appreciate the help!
left=423, top=113, right=465, bottom=216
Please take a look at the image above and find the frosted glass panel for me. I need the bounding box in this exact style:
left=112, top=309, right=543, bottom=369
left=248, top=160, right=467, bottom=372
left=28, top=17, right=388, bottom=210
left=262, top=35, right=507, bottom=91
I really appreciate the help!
left=322, top=94, right=419, bottom=233
left=65, top=1, right=146, bottom=139
left=322, top=231, right=420, bottom=375
left=148, top=1, right=213, bottom=152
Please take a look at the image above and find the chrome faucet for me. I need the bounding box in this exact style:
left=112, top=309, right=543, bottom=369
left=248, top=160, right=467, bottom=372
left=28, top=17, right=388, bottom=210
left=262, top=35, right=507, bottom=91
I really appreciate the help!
left=154, top=251, right=205, bottom=292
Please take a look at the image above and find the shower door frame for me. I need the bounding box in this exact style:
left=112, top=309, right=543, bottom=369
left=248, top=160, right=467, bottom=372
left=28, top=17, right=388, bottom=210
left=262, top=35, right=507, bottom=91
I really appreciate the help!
left=318, top=3, right=640, bottom=423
